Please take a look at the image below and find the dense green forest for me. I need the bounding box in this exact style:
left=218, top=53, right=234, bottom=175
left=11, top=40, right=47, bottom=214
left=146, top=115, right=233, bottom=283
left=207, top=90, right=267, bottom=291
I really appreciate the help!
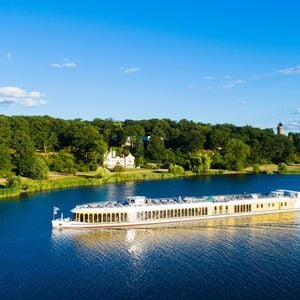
left=0, top=115, right=299, bottom=179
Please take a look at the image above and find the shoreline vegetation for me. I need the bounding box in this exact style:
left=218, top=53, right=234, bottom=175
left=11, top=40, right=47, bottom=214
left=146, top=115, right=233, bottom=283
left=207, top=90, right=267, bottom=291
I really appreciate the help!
left=1, top=115, right=299, bottom=200
left=1, top=164, right=299, bottom=200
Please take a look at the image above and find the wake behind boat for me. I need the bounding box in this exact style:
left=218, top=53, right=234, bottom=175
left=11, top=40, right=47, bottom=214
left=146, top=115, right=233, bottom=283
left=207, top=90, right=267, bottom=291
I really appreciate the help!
left=52, top=189, right=300, bottom=229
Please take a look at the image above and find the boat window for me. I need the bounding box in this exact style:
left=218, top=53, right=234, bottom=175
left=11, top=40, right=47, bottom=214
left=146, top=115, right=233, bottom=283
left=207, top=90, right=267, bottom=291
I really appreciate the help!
left=171, top=210, right=174, bottom=217
left=156, top=211, right=159, bottom=219
left=112, top=213, right=115, bottom=222
left=285, top=202, right=287, bottom=206
left=94, top=214, right=97, bottom=223
left=107, top=214, right=111, bottom=222
left=103, top=214, right=107, bottom=222
left=148, top=211, right=151, bottom=219
left=160, top=211, right=163, bottom=218
left=256, top=204, right=259, bottom=209
left=80, top=214, right=83, bottom=222
left=124, top=213, right=127, bottom=222
left=99, top=214, right=102, bottom=223
left=261, top=204, right=263, bottom=208
left=163, top=210, right=167, bottom=218
left=116, top=213, right=119, bottom=222
left=194, top=208, right=198, bottom=216
left=205, top=207, right=208, bottom=215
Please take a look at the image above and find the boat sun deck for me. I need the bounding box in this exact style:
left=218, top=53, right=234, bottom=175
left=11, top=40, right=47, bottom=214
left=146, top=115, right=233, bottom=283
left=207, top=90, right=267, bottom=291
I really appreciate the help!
left=74, top=190, right=298, bottom=210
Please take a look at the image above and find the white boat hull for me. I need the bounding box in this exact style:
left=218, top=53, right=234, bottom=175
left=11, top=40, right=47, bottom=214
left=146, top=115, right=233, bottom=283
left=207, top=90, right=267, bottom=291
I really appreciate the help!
left=52, top=207, right=300, bottom=229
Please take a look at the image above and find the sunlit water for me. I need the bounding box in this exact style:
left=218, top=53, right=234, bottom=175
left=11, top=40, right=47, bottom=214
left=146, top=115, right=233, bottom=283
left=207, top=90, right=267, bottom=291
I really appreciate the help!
left=0, top=175, right=299, bottom=299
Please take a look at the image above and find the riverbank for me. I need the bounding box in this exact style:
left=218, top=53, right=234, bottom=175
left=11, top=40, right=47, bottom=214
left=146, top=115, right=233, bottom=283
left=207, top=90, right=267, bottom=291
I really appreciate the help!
left=0, top=169, right=196, bottom=200
left=1, top=164, right=299, bottom=200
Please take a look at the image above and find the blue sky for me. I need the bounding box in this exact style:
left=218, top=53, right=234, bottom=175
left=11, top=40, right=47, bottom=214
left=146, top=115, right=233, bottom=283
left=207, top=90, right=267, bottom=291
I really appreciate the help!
left=0, top=1, right=300, bottom=131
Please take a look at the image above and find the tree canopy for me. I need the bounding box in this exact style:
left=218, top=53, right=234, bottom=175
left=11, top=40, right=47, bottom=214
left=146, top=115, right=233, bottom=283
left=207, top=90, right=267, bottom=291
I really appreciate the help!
left=0, top=115, right=298, bottom=178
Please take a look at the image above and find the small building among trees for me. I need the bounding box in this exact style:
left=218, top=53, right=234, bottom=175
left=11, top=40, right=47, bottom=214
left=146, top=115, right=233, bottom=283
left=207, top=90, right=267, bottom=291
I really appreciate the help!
left=103, top=149, right=135, bottom=169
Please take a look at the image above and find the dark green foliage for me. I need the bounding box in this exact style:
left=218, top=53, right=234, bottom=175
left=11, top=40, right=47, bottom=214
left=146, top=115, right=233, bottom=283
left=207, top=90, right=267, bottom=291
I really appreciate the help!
left=224, top=138, right=250, bottom=171
left=146, top=135, right=165, bottom=162
left=0, top=143, right=12, bottom=176
left=0, top=115, right=298, bottom=177
left=50, top=152, right=77, bottom=174
left=11, top=131, right=36, bottom=177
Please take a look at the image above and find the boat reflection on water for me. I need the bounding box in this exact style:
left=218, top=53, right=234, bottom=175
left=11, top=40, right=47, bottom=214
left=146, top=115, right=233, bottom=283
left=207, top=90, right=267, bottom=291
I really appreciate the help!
left=51, top=211, right=300, bottom=259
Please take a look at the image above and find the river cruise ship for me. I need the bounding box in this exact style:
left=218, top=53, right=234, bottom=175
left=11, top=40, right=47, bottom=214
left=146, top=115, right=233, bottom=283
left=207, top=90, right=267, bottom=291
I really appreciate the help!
left=52, top=189, right=300, bottom=229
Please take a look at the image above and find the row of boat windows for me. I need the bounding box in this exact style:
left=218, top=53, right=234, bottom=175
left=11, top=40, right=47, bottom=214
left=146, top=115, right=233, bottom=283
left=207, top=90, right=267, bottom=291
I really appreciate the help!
left=136, top=207, right=208, bottom=220
left=213, top=205, right=229, bottom=214
left=255, top=202, right=287, bottom=209
left=234, top=204, right=252, bottom=213
left=74, top=213, right=128, bottom=223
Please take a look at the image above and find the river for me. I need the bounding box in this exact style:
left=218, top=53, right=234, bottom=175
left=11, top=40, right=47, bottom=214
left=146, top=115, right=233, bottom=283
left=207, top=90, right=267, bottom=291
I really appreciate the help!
left=0, top=174, right=299, bottom=299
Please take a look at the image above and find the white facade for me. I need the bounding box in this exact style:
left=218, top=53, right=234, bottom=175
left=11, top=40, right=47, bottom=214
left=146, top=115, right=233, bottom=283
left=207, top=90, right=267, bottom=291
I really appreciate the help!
left=103, top=149, right=135, bottom=169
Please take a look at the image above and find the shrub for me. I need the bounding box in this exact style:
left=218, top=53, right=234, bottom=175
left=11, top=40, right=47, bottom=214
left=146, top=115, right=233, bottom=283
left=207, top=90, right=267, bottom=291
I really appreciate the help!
left=169, top=164, right=185, bottom=175
left=6, top=176, right=21, bottom=189
left=278, top=163, right=288, bottom=174
left=95, top=167, right=111, bottom=178
left=113, top=165, right=125, bottom=172
left=252, top=164, right=260, bottom=174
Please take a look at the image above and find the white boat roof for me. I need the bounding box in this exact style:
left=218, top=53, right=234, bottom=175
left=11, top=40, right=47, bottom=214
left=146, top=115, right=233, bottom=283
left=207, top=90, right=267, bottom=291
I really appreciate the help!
left=72, top=190, right=299, bottom=210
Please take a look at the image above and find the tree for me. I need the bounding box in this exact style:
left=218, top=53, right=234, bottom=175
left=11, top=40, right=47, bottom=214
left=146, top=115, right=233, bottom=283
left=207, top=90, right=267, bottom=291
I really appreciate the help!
left=146, top=135, right=165, bottom=162
left=224, top=138, right=250, bottom=171
left=190, top=152, right=212, bottom=174
left=11, top=131, right=36, bottom=177
left=0, top=143, right=12, bottom=176
left=31, top=157, right=49, bottom=179
left=51, top=152, right=77, bottom=174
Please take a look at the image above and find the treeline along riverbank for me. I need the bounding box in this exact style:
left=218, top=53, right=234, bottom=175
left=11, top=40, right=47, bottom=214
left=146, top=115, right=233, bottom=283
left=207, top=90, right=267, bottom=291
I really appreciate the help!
left=0, top=115, right=299, bottom=198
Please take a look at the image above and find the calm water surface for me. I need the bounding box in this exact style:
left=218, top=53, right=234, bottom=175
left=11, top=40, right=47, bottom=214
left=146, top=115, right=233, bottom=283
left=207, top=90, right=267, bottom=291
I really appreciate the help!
left=0, top=175, right=300, bottom=299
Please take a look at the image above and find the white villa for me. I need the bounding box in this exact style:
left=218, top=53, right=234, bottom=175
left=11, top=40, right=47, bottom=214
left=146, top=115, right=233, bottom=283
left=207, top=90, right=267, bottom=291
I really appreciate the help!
left=103, top=149, right=135, bottom=169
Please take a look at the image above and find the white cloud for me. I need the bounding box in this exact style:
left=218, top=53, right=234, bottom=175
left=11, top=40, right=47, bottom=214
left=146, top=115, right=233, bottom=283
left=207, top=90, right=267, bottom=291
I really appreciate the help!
left=223, top=79, right=246, bottom=89
left=276, top=66, right=300, bottom=76
left=51, top=58, right=77, bottom=68
left=187, top=83, right=196, bottom=88
left=120, top=67, right=142, bottom=75
left=224, top=75, right=231, bottom=80
left=204, top=75, right=214, bottom=80
left=0, top=86, right=46, bottom=107
left=285, top=120, right=300, bottom=132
